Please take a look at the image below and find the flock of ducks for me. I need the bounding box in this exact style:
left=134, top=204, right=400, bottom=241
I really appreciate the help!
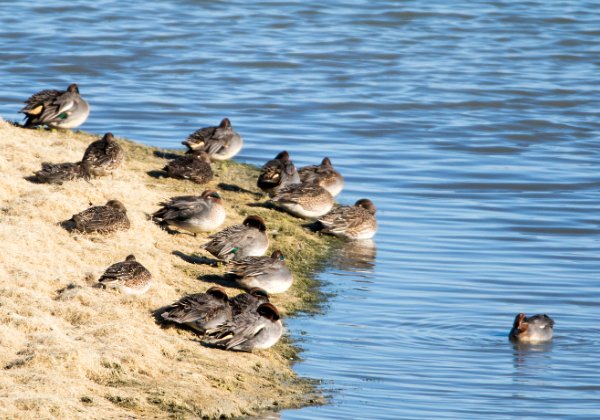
left=19, top=83, right=554, bottom=350
left=20, top=83, right=379, bottom=352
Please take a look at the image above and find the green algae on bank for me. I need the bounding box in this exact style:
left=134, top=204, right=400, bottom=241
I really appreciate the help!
left=0, top=119, right=334, bottom=419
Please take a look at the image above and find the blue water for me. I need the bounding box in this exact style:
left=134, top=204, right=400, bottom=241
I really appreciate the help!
left=2, top=1, right=600, bottom=418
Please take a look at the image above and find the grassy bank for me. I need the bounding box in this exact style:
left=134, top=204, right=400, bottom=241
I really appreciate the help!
left=0, top=118, right=333, bottom=419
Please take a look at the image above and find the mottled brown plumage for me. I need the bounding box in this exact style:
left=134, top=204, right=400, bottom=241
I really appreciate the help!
left=33, top=161, right=90, bottom=184
left=257, top=151, right=300, bottom=196
left=298, top=157, right=344, bottom=197
left=82, top=132, right=124, bottom=177
left=70, top=200, right=130, bottom=234
left=318, top=199, right=377, bottom=240
left=163, top=150, right=213, bottom=184
left=98, top=255, right=152, bottom=295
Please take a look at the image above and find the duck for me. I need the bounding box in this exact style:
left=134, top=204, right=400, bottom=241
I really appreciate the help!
left=20, top=83, right=90, bottom=129
left=317, top=199, right=377, bottom=240
left=203, top=215, right=269, bottom=261
left=182, top=118, right=243, bottom=160
left=97, top=255, right=152, bottom=295
left=81, top=132, right=124, bottom=177
left=152, top=189, right=226, bottom=235
left=160, top=287, right=232, bottom=333
left=33, top=161, right=90, bottom=184
left=204, top=302, right=283, bottom=352
left=68, top=199, right=130, bottom=234
left=163, top=150, right=213, bottom=184
left=298, top=157, right=344, bottom=197
left=229, top=288, right=270, bottom=317
left=270, top=183, right=334, bottom=219
left=227, top=251, right=293, bottom=294
left=509, top=313, right=554, bottom=343
left=257, top=151, right=300, bottom=196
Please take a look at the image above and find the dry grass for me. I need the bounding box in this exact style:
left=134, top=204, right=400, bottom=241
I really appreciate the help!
left=0, top=119, right=332, bottom=419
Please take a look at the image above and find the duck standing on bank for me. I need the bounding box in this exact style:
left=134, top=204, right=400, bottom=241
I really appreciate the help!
left=67, top=199, right=130, bottom=234
left=97, top=255, right=153, bottom=295
left=161, top=287, right=232, bottom=333
left=182, top=118, right=243, bottom=161
left=318, top=198, right=377, bottom=240
left=82, top=132, right=124, bottom=177
left=204, top=302, right=283, bottom=352
left=298, top=157, right=344, bottom=197
left=152, top=189, right=226, bottom=235
left=163, top=150, right=213, bottom=184
left=257, top=151, right=300, bottom=196
left=203, top=215, right=269, bottom=261
left=227, top=251, right=293, bottom=294
left=20, top=83, right=89, bottom=129
left=509, top=313, right=554, bottom=343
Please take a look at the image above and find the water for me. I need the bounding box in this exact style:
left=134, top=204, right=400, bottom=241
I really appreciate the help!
left=2, top=1, right=600, bottom=418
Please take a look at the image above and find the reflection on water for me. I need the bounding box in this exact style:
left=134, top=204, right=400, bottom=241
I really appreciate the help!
left=328, top=239, right=377, bottom=273
left=2, top=0, right=600, bottom=418
left=511, top=341, right=554, bottom=378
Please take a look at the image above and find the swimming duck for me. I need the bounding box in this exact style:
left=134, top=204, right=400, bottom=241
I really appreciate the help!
left=161, top=286, right=232, bottom=333
left=203, top=215, right=269, bottom=261
left=163, top=150, right=213, bottom=184
left=182, top=118, right=243, bottom=161
left=20, top=83, right=90, bottom=129
left=204, top=302, right=283, bottom=352
left=509, top=313, right=554, bottom=343
left=152, top=189, right=226, bottom=235
left=270, top=183, right=334, bottom=219
left=318, top=199, right=377, bottom=240
left=229, top=288, right=270, bottom=317
left=97, top=255, right=152, bottom=295
left=227, top=251, right=293, bottom=294
left=33, top=161, right=90, bottom=184
left=257, top=151, right=301, bottom=196
left=298, top=157, right=344, bottom=197
left=69, top=199, right=130, bottom=234
left=81, top=132, right=124, bottom=177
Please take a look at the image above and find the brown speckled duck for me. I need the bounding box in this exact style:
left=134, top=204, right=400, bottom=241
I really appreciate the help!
left=299, top=157, right=344, bottom=197
left=270, top=183, right=334, bottom=219
left=182, top=118, right=243, bottom=160
left=98, top=255, right=152, bottom=295
left=33, top=161, right=90, bottom=184
left=318, top=199, right=377, bottom=240
left=20, top=83, right=89, bottom=129
left=257, top=151, right=301, bottom=196
left=163, top=150, right=213, bottom=184
left=68, top=200, right=130, bottom=234
left=82, top=132, right=124, bottom=177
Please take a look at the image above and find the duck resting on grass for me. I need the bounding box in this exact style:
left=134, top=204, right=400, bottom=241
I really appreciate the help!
left=182, top=118, right=243, bottom=161
left=20, top=83, right=89, bottom=129
left=152, top=189, right=226, bottom=235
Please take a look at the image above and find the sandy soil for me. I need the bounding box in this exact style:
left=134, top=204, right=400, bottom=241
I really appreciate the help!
left=0, top=119, right=331, bottom=419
